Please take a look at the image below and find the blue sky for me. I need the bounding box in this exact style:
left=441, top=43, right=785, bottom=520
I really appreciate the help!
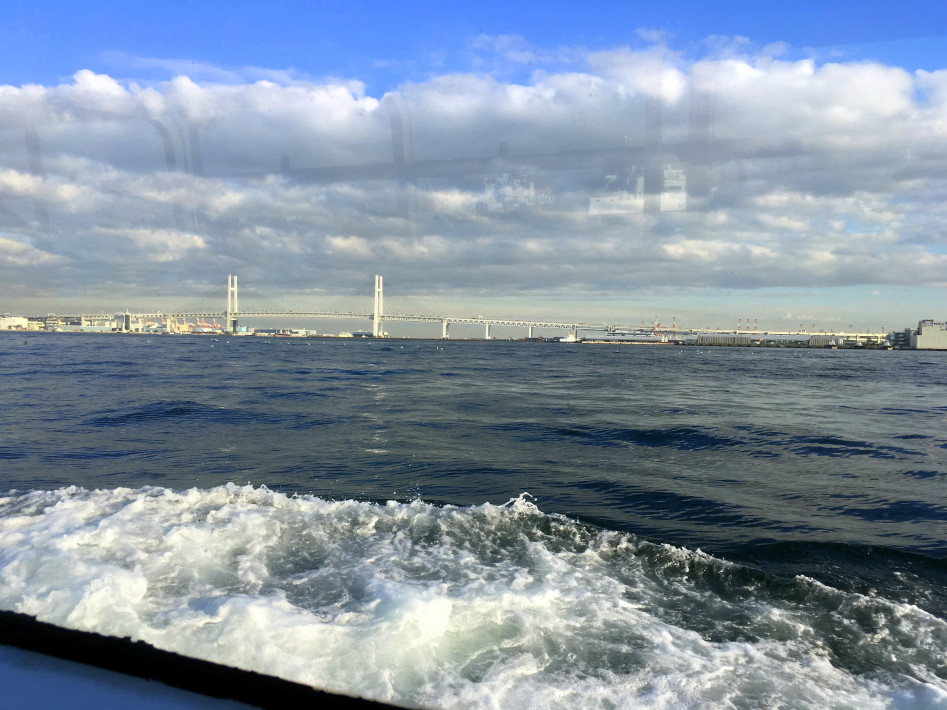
left=6, top=0, right=946, bottom=88
left=2, top=1, right=947, bottom=332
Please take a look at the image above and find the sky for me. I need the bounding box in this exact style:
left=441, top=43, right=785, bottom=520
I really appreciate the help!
left=2, top=0, right=947, bottom=333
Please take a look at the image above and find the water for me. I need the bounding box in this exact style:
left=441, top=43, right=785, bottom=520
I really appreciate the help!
left=1, top=333, right=945, bottom=708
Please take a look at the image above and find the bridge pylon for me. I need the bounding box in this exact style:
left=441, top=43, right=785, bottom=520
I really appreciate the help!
left=372, top=274, right=384, bottom=337
left=226, top=274, right=239, bottom=332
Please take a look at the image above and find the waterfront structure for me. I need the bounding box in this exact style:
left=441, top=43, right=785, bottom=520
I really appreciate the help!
left=697, top=333, right=755, bottom=346
left=910, top=320, right=947, bottom=350
left=0, top=315, right=30, bottom=330
left=889, top=329, right=913, bottom=349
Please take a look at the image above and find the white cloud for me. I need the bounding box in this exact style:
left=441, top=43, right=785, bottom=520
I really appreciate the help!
left=93, top=227, right=206, bottom=261
left=468, top=34, right=582, bottom=73
left=325, top=235, right=373, bottom=258
left=636, top=28, right=672, bottom=45
left=101, top=51, right=303, bottom=86
left=0, top=169, right=41, bottom=197
left=586, top=46, right=688, bottom=102
left=757, top=214, right=809, bottom=232
left=0, top=235, right=65, bottom=266
left=381, top=235, right=450, bottom=260
left=0, top=169, right=99, bottom=211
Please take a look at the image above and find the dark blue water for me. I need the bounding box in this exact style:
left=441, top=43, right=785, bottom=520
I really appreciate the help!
left=1, top=333, right=945, bottom=707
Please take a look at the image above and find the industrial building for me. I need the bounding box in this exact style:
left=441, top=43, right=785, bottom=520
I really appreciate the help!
left=909, top=320, right=947, bottom=350
left=0, top=315, right=30, bottom=330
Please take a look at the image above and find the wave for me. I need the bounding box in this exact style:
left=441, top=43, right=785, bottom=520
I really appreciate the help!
left=492, top=422, right=928, bottom=460
left=84, top=400, right=333, bottom=431
left=0, top=485, right=944, bottom=709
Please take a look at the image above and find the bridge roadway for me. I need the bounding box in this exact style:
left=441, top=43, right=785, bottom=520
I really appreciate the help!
left=63, top=310, right=604, bottom=339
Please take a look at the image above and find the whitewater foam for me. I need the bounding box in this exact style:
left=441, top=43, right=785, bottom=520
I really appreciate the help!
left=0, top=485, right=944, bottom=709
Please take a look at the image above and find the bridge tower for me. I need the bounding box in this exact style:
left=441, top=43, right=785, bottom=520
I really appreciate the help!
left=372, top=274, right=384, bottom=337
left=226, top=274, right=239, bottom=333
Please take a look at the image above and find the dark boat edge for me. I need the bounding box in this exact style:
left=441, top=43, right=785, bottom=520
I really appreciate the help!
left=0, top=609, right=401, bottom=709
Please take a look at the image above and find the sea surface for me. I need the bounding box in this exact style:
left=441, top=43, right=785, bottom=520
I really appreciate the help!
left=1, top=333, right=945, bottom=709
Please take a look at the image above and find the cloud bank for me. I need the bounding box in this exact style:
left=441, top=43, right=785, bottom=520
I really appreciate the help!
left=1, top=37, right=945, bottom=326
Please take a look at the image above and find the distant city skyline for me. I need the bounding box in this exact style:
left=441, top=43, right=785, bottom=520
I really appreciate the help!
left=2, top=1, right=946, bottom=331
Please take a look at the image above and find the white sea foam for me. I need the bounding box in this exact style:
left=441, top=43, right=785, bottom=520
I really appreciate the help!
left=0, top=484, right=944, bottom=709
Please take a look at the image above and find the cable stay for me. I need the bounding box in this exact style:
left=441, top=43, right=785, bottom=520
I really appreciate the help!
left=234, top=290, right=294, bottom=314
left=175, top=283, right=229, bottom=315
left=381, top=285, right=440, bottom=318
left=318, top=281, right=375, bottom=315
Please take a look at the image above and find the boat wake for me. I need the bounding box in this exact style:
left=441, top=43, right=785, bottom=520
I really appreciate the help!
left=0, top=484, right=944, bottom=709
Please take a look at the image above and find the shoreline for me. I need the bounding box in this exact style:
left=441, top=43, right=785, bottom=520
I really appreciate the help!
left=0, top=329, right=920, bottom=349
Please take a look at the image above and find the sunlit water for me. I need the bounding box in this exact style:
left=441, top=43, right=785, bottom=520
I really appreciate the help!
left=1, top=334, right=945, bottom=708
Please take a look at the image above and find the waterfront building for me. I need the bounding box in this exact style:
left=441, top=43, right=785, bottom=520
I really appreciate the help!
left=889, top=329, right=913, bottom=349
left=910, top=320, right=947, bottom=350
left=0, top=315, right=29, bottom=330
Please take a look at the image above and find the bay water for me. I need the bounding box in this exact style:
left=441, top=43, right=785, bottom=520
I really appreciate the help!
left=1, top=334, right=945, bottom=708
